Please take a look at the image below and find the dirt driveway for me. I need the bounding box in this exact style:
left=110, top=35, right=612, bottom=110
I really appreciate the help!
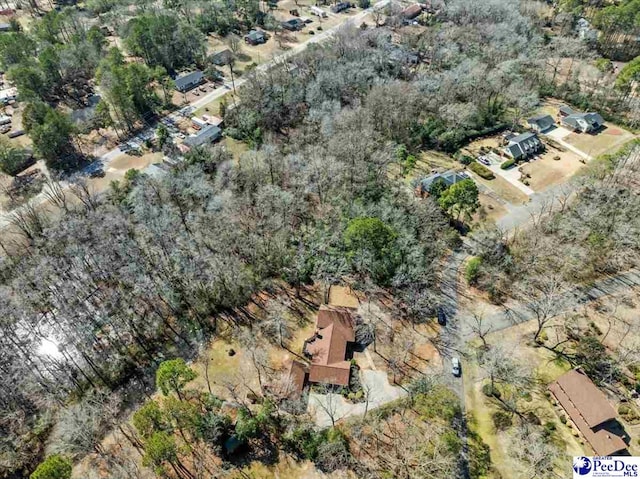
left=308, top=370, right=407, bottom=427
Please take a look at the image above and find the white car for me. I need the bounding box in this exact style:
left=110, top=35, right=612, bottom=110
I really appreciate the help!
left=451, top=358, right=461, bottom=377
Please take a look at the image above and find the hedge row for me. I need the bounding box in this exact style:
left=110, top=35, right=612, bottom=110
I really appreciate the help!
left=468, top=162, right=495, bottom=180
left=500, top=159, right=515, bottom=170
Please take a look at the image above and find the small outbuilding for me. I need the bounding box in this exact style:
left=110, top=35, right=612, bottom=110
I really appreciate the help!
left=211, top=49, right=233, bottom=66
left=244, top=30, right=267, bottom=45
left=331, top=2, right=351, bottom=13
left=527, top=114, right=555, bottom=133
left=281, top=18, right=305, bottom=31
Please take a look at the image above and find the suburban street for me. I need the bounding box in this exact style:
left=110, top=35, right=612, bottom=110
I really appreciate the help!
left=0, top=0, right=389, bottom=229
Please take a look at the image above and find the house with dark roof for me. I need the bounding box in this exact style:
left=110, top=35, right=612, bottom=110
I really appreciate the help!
left=549, top=369, right=628, bottom=456
left=211, top=49, right=233, bottom=66
left=244, top=30, right=267, bottom=45
left=503, top=132, right=543, bottom=160
left=174, top=70, right=205, bottom=92
left=527, top=114, right=555, bottom=133
left=559, top=105, right=575, bottom=117
left=561, top=107, right=605, bottom=133
left=281, top=18, right=305, bottom=31
left=183, top=124, right=222, bottom=149
left=330, top=1, right=351, bottom=13
left=287, top=306, right=356, bottom=396
left=417, top=170, right=469, bottom=196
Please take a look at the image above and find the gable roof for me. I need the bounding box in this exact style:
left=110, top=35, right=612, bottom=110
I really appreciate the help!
left=245, top=30, right=265, bottom=41
left=509, top=131, right=538, bottom=144
left=563, top=112, right=604, bottom=130
left=211, top=49, right=233, bottom=65
left=183, top=124, right=222, bottom=148
left=506, top=143, right=524, bottom=159
left=549, top=369, right=627, bottom=456
left=287, top=360, right=307, bottom=397
left=175, top=70, right=204, bottom=90
left=551, top=369, right=615, bottom=427
left=305, top=306, right=354, bottom=386
left=419, top=170, right=468, bottom=192
left=527, top=114, right=554, bottom=131
left=560, top=105, right=575, bottom=116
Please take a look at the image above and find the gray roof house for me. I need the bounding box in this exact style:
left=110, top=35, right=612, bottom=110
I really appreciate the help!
left=211, top=49, right=233, bottom=66
left=527, top=114, right=555, bottom=133
left=244, top=30, right=267, bottom=45
left=561, top=111, right=605, bottom=133
left=281, top=18, right=305, bottom=31
left=183, top=124, right=222, bottom=149
left=418, top=170, right=469, bottom=195
left=504, top=132, right=543, bottom=160
left=0, top=23, right=12, bottom=32
left=174, top=70, right=205, bottom=92
left=559, top=105, right=575, bottom=117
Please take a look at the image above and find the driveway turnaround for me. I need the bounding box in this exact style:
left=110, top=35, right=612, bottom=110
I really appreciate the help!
left=484, top=154, right=535, bottom=196
left=308, top=370, right=407, bottom=427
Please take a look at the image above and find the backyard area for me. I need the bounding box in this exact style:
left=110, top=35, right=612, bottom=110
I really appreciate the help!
left=563, top=124, right=637, bottom=158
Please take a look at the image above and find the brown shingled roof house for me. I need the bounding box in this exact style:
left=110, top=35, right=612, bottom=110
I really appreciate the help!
left=286, top=305, right=356, bottom=397
left=549, top=369, right=628, bottom=456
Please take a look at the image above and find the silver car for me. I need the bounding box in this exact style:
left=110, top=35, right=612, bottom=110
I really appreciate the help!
left=451, top=357, right=461, bottom=377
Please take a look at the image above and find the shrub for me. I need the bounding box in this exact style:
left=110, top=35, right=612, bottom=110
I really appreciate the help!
left=468, top=162, right=495, bottom=180
left=524, top=411, right=540, bottom=425
left=31, top=456, right=72, bottom=479
left=458, top=154, right=474, bottom=165
left=0, top=145, right=34, bottom=176
left=500, top=159, right=515, bottom=170
left=543, top=421, right=556, bottom=438
left=618, top=404, right=631, bottom=415
left=465, top=257, right=482, bottom=285
left=492, top=411, right=512, bottom=431
left=482, top=383, right=501, bottom=398
left=553, top=155, right=561, bottom=161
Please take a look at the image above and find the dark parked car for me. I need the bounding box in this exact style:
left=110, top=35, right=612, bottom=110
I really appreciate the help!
left=89, top=167, right=105, bottom=178
left=437, top=307, right=446, bottom=326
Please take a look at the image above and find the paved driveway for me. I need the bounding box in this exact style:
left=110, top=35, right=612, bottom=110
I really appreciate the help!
left=483, top=154, right=535, bottom=196
left=308, top=370, right=407, bottom=427
left=545, top=125, right=572, bottom=140
left=544, top=126, right=593, bottom=161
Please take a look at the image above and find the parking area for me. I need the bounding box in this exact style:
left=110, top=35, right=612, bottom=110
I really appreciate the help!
left=171, top=81, right=219, bottom=106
